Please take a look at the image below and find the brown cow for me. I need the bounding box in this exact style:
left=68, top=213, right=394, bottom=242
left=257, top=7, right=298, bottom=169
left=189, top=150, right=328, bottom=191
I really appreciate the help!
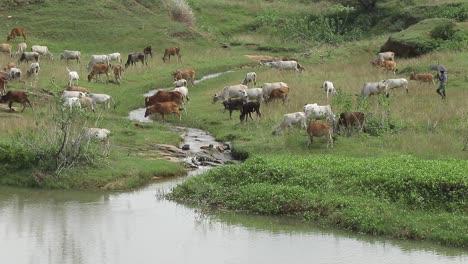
left=0, top=91, right=32, bottom=112
left=64, top=86, right=89, bottom=93
left=143, top=46, right=152, bottom=58
left=7, top=28, right=26, bottom=41
left=307, top=122, right=333, bottom=148
left=265, top=87, right=289, bottom=105
left=172, top=69, right=195, bottom=86
left=337, top=112, right=366, bottom=136
left=162, top=47, right=181, bottom=63
left=3, top=62, right=16, bottom=71
left=377, top=60, right=397, bottom=75
left=112, top=64, right=124, bottom=83
left=145, top=90, right=183, bottom=107
left=88, top=63, right=110, bottom=82
left=409, top=72, right=435, bottom=86
left=144, top=102, right=181, bottom=121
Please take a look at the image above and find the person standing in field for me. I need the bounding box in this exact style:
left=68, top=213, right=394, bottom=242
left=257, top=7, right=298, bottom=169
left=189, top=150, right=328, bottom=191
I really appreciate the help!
left=436, top=70, right=447, bottom=100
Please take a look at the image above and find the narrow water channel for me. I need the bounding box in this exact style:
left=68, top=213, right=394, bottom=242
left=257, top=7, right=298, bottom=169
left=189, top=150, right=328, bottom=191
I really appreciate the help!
left=1, top=71, right=466, bottom=263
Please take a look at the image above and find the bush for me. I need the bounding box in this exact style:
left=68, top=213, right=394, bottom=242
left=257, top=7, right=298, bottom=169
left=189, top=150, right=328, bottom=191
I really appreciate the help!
left=430, top=21, right=457, bottom=40
left=167, top=0, right=195, bottom=26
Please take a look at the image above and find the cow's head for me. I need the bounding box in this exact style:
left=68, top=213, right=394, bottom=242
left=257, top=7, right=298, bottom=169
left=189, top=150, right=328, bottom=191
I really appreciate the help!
left=212, top=94, right=220, bottom=104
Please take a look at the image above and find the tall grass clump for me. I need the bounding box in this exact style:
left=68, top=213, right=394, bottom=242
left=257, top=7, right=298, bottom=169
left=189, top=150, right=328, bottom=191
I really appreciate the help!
left=167, top=0, right=196, bottom=26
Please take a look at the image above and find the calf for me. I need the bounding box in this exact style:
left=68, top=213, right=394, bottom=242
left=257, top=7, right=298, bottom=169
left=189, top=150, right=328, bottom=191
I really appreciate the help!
left=409, top=72, right=435, bottom=86
left=144, top=102, right=181, bottom=122
left=0, top=44, right=12, bottom=56
left=0, top=91, right=32, bottom=112
left=88, top=63, right=110, bottom=82
left=79, top=96, right=96, bottom=112
left=272, top=112, right=307, bottom=135
left=321, top=81, right=337, bottom=98
left=307, top=122, right=333, bottom=148
left=62, top=97, right=81, bottom=110
left=337, top=112, right=366, bottom=136
left=265, top=87, right=289, bottom=105
left=26, top=62, right=40, bottom=78
left=222, top=99, right=245, bottom=119
left=112, top=64, right=124, bottom=83
left=242, top=72, right=257, bottom=86
left=240, top=102, right=261, bottom=123
left=66, top=67, right=79, bottom=86
left=162, top=47, right=181, bottom=63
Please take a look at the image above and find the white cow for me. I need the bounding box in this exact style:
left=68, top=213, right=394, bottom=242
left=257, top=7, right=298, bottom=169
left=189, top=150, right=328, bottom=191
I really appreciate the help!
left=107, top=52, right=121, bottom=63
left=212, top=84, right=248, bottom=104
left=381, top=78, right=408, bottom=93
left=79, top=96, right=96, bottom=112
left=264, top=61, right=305, bottom=72
left=86, top=93, right=113, bottom=109
left=14, top=42, right=27, bottom=57
left=261, top=82, right=288, bottom=101
left=62, top=97, right=81, bottom=110
left=9, top=67, right=22, bottom=81
left=242, top=72, right=257, bottom=86
left=245, top=88, right=263, bottom=102
left=376, top=51, right=395, bottom=62
left=31, top=45, right=53, bottom=60
left=60, top=50, right=81, bottom=63
left=174, top=79, right=187, bottom=87
left=80, top=127, right=111, bottom=155
left=321, top=81, right=337, bottom=98
left=87, top=55, right=110, bottom=70
left=61, top=90, right=86, bottom=99
left=18, top=51, right=39, bottom=63
left=360, top=81, right=388, bottom=97
left=26, top=62, right=40, bottom=77
left=303, top=103, right=336, bottom=122
left=272, top=112, right=307, bottom=135
left=66, top=67, right=79, bottom=86
left=173, top=86, right=189, bottom=114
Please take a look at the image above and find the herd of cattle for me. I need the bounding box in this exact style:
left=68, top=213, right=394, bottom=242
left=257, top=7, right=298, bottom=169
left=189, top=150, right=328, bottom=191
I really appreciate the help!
left=0, top=27, right=442, bottom=149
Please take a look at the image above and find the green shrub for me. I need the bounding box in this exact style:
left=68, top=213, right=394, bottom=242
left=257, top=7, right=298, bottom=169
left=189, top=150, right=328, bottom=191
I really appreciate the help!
left=430, top=21, right=457, bottom=40
left=167, top=0, right=196, bottom=26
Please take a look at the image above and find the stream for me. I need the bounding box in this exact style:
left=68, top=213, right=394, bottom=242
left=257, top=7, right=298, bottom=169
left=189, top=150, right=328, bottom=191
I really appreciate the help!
left=0, top=71, right=466, bottom=263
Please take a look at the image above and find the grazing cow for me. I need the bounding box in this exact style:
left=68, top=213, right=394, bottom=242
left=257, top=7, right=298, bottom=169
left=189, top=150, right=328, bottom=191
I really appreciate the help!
left=64, top=86, right=89, bottom=93
left=80, top=127, right=111, bottom=155
left=14, top=42, right=27, bottom=57
left=18, top=52, right=39, bottom=63
left=337, top=112, right=366, bottom=136
left=145, top=90, right=183, bottom=108
left=174, top=79, right=187, bottom=87
left=9, top=67, right=22, bottom=81
left=172, top=69, right=195, bottom=86
left=60, top=50, right=81, bottom=63
left=376, top=51, right=395, bottom=61
left=125, top=53, right=147, bottom=68
left=173, top=86, right=189, bottom=104
left=88, top=63, right=110, bottom=82
left=66, top=67, right=79, bottom=86
left=86, top=93, right=114, bottom=109
left=240, top=102, right=261, bottom=122
left=143, top=46, right=153, bottom=58
left=0, top=91, right=32, bottom=112
left=265, top=87, right=289, bottom=105
left=107, top=52, right=122, bottom=63
left=61, top=90, right=86, bottom=99
left=307, top=122, right=333, bottom=148
left=376, top=60, right=397, bottom=75
left=0, top=43, right=12, bottom=56
left=7, top=28, right=26, bottom=41
left=87, top=54, right=110, bottom=70
left=409, top=72, right=435, bottom=86
left=360, top=81, right=388, bottom=97
left=261, top=82, right=288, bottom=101
left=162, top=47, right=181, bottom=63
left=144, top=102, right=181, bottom=122
left=382, top=78, right=408, bottom=93
left=212, top=84, right=248, bottom=104
left=321, top=81, right=337, bottom=98
left=31, top=45, right=53, bottom=60
left=79, top=96, right=96, bottom=112
left=4, top=62, right=16, bottom=71
left=62, top=97, right=81, bottom=110
left=112, top=64, right=124, bottom=83
left=264, top=61, right=305, bottom=72
left=242, top=72, right=257, bottom=86
left=245, top=88, right=263, bottom=102
left=222, top=99, right=245, bottom=119
left=303, top=103, right=336, bottom=122
left=272, top=112, right=307, bottom=135
left=26, top=63, right=40, bottom=76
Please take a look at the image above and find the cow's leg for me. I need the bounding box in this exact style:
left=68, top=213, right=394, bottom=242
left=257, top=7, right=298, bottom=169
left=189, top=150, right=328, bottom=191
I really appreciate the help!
left=8, top=101, right=15, bottom=111
left=229, top=109, right=233, bottom=119
left=307, top=135, right=313, bottom=147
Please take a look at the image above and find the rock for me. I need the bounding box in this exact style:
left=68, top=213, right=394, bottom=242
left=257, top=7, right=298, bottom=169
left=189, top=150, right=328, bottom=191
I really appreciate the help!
left=181, top=144, right=190, bottom=150
left=216, top=146, right=225, bottom=152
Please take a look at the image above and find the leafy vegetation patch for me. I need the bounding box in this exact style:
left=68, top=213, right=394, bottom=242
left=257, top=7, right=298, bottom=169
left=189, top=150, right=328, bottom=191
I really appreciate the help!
left=169, top=155, right=468, bottom=247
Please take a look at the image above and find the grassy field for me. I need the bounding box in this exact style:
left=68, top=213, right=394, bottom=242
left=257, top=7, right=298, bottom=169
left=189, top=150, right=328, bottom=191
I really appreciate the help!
left=0, top=0, right=467, bottom=245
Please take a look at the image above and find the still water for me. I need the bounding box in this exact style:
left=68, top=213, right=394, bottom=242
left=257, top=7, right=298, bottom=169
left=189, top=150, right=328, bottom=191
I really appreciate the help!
left=0, top=173, right=466, bottom=264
